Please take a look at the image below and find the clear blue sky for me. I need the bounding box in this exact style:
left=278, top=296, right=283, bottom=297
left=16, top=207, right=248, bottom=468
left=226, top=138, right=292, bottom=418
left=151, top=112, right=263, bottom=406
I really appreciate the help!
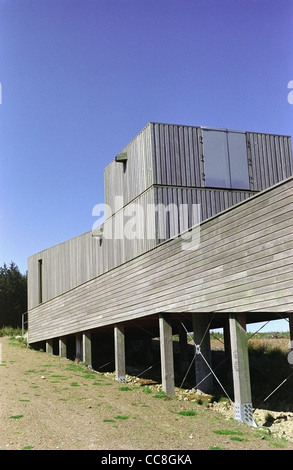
left=0, top=0, right=292, bottom=331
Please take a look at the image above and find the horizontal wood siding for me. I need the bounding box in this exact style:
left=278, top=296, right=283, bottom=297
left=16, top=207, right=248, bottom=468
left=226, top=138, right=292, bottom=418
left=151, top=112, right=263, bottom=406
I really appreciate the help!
left=247, top=133, right=292, bottom=191
left=28, top=177, right=293, bottom=344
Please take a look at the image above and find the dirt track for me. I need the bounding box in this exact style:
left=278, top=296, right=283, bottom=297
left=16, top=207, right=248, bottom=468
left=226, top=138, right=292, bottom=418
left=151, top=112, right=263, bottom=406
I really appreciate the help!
left=1, top=336, right=293, bottom=452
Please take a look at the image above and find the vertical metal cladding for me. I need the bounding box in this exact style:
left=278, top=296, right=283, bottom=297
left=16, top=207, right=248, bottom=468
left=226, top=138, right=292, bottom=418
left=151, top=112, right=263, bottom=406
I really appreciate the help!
left=152, top=122, right=204, bottom=187
left=247, top=132, right=292, bottom=191
left=104, top=123, right=154, bottom=212
left=152, top=123, right=292, bottom=193
left=154, top=186, right=254, bottom=241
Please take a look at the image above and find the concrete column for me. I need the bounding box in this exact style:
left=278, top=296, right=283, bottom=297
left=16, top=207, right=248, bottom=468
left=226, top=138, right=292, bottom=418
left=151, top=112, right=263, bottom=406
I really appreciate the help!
left=46, top=339, right=53, bottom=354
left=288, top=314, right=293, bottom=350
left=159, top=314, right=175, bottom=397
left=192, top=313, right=213, bottom=394
left=229, top=313, right=256, bottom=427
left=76, top=334, right=82, bottom=361
left=82, top=331, right=92, bottom=367
left=114, top=324, right=126, bottom=382
left=59, top=336, right=67, bottom=358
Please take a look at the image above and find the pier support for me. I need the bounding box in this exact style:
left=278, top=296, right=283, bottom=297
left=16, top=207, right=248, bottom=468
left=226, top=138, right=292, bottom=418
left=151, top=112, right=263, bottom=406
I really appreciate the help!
left=76, top=334, right=82, bottom=361
left=59, top=336, right=67, bottom=358
left=114, top=324, right=126, bottom=382
left=82, top=331, right=92, bottom=367
left=289, top=314, right=293, bottom=350
left=159, top=314, right=175, bottom=397
left=192, top=313, right=213, bottom=394
left=46, top=339, right=53, bottom=354
left=229, top=313, right=257, bottom=427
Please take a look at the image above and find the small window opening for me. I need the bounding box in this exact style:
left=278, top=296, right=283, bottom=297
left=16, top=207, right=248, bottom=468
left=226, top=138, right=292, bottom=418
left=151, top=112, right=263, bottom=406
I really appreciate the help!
left=38, top=259, right=43, bottom=304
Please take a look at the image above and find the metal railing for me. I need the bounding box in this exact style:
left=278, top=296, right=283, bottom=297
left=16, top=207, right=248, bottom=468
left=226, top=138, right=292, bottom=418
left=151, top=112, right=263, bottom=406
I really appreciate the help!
left=22, top=311, right=28, bottom=336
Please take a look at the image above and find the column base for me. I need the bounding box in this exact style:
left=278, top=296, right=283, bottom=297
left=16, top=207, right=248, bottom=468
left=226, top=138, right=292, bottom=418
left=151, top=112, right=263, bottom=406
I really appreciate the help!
left=234, top=402, right=258, bottom=427
left=115, top=375, right=126, bottom=383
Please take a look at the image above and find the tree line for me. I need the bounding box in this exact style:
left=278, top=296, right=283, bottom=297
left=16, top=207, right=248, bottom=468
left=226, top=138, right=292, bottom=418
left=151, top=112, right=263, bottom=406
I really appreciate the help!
left=0, top=262, right=27, bottom=329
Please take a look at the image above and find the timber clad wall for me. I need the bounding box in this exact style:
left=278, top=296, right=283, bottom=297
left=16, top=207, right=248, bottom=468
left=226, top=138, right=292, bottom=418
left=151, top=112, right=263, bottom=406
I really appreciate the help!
left=28, top=177, right=293, bottom=343
left=27, top=122, right=293, bottom=343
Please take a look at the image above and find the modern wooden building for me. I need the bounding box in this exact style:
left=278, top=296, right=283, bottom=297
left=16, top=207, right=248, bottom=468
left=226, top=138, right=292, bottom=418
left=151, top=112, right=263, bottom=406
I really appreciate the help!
left=27, top=122, right=293, bottom=425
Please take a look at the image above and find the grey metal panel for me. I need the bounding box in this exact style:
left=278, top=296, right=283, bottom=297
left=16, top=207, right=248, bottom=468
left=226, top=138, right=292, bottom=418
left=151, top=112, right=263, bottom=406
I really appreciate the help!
left=28, top=177, right=293, bottom=344
left=154, top=186, right=254, bottom=242
left=152, top=122, right=203, bottom=187
left=247, top=132, right=292, bottom=191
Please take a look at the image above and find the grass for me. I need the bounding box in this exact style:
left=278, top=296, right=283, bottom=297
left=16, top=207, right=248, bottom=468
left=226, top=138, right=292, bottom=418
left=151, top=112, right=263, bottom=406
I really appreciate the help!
left=178, top=409, right=197, bottom=417
left=0, top=327, right=23, bottom=337
left=213, top=429, right=244, bottom=436
left=153, top=392, right=168, bottom=399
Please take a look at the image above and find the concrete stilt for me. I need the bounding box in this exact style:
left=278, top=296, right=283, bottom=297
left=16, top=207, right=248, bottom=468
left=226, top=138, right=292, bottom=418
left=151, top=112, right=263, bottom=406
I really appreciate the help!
left=159, top=314, right=175, bottom=397
left=114, top=324, right=126, bottom=382
left=288, top=314, right=293, bottom=350
left=59, top=336, right=67, bottom=358
left=82, top=331, right=92, bottom=367
left=192, top=313, right=213, bottom=394
left=287, top=314, right=293, bottom=365
left=229, top=313, right=257, bottom=427
left=76, top=333, right=82, bottom=361
left=46, top=339, right=53, bottom=354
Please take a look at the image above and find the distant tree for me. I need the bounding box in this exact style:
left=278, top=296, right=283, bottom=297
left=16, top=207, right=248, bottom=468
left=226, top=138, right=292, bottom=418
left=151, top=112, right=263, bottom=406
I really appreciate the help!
left=0, top=262, right=27, bottom=328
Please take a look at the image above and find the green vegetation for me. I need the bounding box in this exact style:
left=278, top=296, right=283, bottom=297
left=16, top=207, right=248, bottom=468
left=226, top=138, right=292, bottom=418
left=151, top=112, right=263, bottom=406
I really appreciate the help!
left=178, top=409, right=197, bottom=416
left=153, top=392, right=167, bottom=399
left=213, top=429, right=244, bottom=436
left=0, top=262, right=27, bottom=329
left=0, top=326, right=23, bottom=337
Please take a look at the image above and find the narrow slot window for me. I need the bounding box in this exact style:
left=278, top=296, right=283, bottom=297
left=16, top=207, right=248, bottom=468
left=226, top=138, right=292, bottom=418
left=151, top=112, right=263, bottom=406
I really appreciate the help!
left=38, top=259, right=43, bottom=304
